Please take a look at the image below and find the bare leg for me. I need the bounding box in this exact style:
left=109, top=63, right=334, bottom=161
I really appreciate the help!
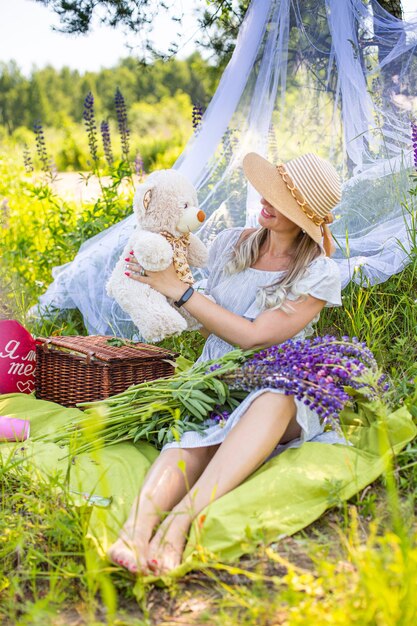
left=147, top=393, right=299, bottom=574
left=107, top=445, right=218, bottom=573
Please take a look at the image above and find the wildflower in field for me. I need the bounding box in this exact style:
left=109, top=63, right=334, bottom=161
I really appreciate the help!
left=100, top=120, right=114, bottom=166
left=1, top=198, right=10, bottom=229
left=33, top=121, right=51, bottom=173
left=115, top=88, right=130, bottom=162
left=134, top=153, right=145, bottom=180
left=222, top=127, right=238, bottom=161
left=83, top=92, right=99, bottom=163
left=268, top=124, right=279, bottom=162
left=192, top=102, right=204, bottom=134
left=23, top=144, right=34, bottom=173
left=411, top=121, right=417, bottom=170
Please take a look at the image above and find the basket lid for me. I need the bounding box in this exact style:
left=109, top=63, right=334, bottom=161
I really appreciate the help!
left=35, top=335, right=177, bottom=363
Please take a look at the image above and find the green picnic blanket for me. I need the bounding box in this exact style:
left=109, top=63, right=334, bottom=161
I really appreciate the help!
left=1, top=392, right=415, bottom=575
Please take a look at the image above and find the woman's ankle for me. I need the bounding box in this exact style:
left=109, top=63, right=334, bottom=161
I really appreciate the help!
left=120, top=514, right=159, bottom=542
left=166, top=507, right=194, bottom=534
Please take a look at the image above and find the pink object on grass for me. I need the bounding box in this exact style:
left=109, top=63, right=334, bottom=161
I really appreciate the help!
left=0, top=415, right=30, bottom=441
left=0, top=320, right=36, bottom=394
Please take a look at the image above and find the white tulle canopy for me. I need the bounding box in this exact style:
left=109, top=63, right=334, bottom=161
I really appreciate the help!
left=36, top=0, right=417, bottom=337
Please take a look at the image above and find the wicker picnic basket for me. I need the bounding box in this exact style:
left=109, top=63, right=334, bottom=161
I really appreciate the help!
left=35, top=335, right=177, bottom=407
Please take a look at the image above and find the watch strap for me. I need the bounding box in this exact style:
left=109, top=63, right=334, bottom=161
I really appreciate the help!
left=174, top=286, right=195, bottom=308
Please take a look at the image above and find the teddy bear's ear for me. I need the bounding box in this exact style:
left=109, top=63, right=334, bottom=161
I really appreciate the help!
left=143, top=189, right=152, bottom=211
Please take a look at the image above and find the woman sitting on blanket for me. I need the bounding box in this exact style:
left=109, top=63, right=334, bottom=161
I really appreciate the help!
left=110, top=151, right=343, bottom=575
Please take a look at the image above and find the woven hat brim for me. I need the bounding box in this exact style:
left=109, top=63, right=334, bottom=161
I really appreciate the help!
left=242, top=152, right=322, bottom=244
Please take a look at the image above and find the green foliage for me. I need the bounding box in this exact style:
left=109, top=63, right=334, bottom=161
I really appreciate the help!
left=0, top=150, right=136, bottom=327
left=0, top=53, right=219, bottom=134
left=319, top=260, right=417, bottom=378
left=318, top=201, right=417, bottom=408
left=0, top=153, right=77, bottom=297
left=198, top=1, right=250, bottom=70
left=0, top=453, right=140, bottom=625
left=1, top=92, right=198, bottom=172
left=157, top=330, right=206, bottom=363
left=34, top=0, right=181, bottom=38
left=0, top=457, right=86, bottom=623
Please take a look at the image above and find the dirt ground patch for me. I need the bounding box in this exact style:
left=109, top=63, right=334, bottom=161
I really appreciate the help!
left=52, top=172, right=134, bottom=203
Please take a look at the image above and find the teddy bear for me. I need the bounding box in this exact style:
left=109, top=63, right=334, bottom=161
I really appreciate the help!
left=106, top=169, right=209, bottom=343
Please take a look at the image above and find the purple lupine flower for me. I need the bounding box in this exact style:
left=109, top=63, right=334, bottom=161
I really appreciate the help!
left=134, top=153, right=145, bottom=180
left=83, top=92, right=99, bottom=163
left=268, top=125, right=279, bottom=163
left=411, top=121, right=417, bottom=171
left=209, top=405, right=230, bottom=425
left=100, top=120, right=113, bottom=166
left=192, top=102, right=204, bottom=134
left=115, top=88, right=130, bottom=162
left=222, top=128, right=238, bottom=161
left=219, top=336, right=387, bottom=431
left=23, top=144, right=34, bottom=173
left=33, top=121, right=50, bottom=173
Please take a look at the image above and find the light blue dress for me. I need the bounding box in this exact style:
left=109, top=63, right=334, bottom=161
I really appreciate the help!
left=163, top=227, right=346, bottom=454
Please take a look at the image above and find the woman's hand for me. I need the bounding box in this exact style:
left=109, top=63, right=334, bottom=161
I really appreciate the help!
left=124, top=254, right=324, bottom=350
left=124, top=252, right=187, bottom=301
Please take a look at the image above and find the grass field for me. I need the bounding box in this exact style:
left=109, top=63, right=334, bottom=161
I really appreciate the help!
left=1, top=153, right=417, bottom=625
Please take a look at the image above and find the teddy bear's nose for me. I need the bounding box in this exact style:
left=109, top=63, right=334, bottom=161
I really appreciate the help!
left=197, top=210, right=206, bottom=222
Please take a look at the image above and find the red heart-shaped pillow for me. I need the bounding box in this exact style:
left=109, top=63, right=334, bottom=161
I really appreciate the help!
left=0, top=320, right=36, bottom=394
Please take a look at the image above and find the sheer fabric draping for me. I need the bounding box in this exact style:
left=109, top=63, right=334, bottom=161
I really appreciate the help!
left=35, top=0, right=417, bottom=336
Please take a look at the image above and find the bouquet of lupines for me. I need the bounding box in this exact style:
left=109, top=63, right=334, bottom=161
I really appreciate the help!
left=52, top=336, right=389, bottom=453
left=220, top=335, right=389, bottom=427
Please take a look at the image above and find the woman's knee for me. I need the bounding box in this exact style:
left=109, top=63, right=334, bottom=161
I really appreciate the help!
left=254, top=391, right=296, bottom=416
left=180, top=444, right=219, bottom=468
left=262, top=393, right=299, bottom=442
left=158, top=445, right=217, bottom=462
left=242, top=392, right=298, bottom=441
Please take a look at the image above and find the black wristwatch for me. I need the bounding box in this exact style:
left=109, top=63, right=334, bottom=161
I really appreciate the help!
left=174, top=286, right=195, bottom=308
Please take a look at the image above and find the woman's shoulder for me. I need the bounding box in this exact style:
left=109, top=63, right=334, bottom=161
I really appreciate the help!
left=236, top=227, right=257, bottom=245
left=306, top=254, right=340, bottom=278
left=293, top=254, right=341, bottom=306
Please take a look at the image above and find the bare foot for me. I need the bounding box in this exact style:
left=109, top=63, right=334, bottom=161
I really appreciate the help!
left=107, top=523, right=149, bottom=574
left=147, top=513, right=191, bottom=575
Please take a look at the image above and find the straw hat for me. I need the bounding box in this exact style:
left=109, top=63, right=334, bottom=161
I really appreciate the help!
left=242, top=152, right=342, bottom=256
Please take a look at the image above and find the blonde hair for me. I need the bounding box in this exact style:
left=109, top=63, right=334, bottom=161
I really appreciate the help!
left=224, top=227, right=321, bottom=312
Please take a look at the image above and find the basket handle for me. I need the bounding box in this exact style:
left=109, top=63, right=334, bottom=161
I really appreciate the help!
left=42, top=339, right=52, bottom=353
left=85, top=352, right=95, bottom=365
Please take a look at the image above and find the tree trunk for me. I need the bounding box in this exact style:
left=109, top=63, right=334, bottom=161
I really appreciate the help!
left=371, top=0, right=404, bottom=75
left=376, top=0, right=403, bottom=20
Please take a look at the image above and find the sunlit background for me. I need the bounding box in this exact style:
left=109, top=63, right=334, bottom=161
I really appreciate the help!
left=0, top=0, right=201, bottom=74
left=2, top=0, right=415, bottom=74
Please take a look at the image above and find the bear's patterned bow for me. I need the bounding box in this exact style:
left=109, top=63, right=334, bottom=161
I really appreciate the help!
left=160, top=231, right=194, bottom=284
